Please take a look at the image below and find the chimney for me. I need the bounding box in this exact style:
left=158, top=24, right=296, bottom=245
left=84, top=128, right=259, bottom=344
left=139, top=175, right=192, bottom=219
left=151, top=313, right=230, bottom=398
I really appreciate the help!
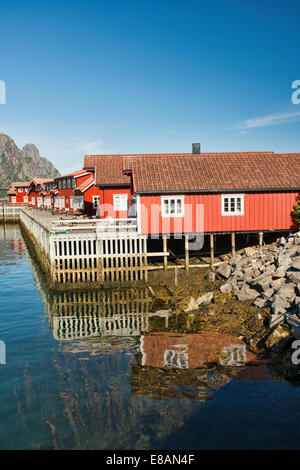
left=192, top=143, right=200, bottom=154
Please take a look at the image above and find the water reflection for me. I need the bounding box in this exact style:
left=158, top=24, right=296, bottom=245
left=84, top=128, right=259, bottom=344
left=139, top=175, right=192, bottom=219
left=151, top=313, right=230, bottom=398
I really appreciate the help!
left=0, top=225, right=278, bottom=450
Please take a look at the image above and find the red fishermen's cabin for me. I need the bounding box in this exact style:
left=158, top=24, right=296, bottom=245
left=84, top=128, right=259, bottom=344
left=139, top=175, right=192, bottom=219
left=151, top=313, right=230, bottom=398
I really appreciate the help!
left=53, top=170, right=94, bottom=213
left=7, top=182, right=30, bottom=206
left=122, top=150, right=300, bottom=236
left=83, top=155, right=134, bottom=218
left=27, top=178, right=54, bottom=207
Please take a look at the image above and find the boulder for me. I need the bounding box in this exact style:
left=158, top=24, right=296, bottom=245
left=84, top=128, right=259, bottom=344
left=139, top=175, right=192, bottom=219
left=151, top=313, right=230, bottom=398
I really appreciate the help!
left=270, top=294, right=290, bottom=314
left=220, top=283, right=232, bottom=294
left=207, top=271, right=216, bottom=283
left=287, top=272, right=300, bottom=284
left=196, top=292, right=213, bottom=306
left=269, top=313, right=285, bottom=328
left=277, top=253, right=292, bottom=269
left=217, top=262, right=231, bottom=279
left=276, top=283, right=296, bottom=301
left=244, top=246, right=257, bottom=256
left=254, top=297, right=267, bottom=308
left=236, top=287, right=260, bottom=302
left=252, top=275, right=272, bottom=293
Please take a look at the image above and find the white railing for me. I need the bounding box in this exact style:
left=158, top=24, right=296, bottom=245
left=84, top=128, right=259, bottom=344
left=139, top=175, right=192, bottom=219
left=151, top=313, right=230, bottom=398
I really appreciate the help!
left=0, top=206, right=22, bottom=217
left=51, top=217, right=138, bottom=234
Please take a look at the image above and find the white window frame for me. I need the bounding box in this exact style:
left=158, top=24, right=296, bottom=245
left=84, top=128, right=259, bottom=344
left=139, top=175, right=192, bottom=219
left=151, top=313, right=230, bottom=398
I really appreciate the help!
left=31, top=197, right=35, bottom=205
left=54, top=196, right=65, bottom=209
left=70, top=196, right=84, bottom=210
left=18, top=188, right=23, bottom=193
left=113, top=194, right=128, bottom=212
left=12, top=196, right=16, bottom=203
left=23, top=196, right=28, bottom=203
left=93, top=196, right=100, bottom=209
left=161, top=195, right=184, bottom=218
left=221, top=194, right=244, bottom=216
left=37, top=197, right=43, bottom=207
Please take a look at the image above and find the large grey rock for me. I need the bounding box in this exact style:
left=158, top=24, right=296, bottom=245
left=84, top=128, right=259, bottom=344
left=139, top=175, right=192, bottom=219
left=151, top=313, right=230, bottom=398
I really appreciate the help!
left=220, top=283, right=232, bottom=294
left=269, top=313, right=285, bottom=328
left=288, top=272, right=300, bottom=284
left=252, top=275, right=272, bottom=293
left=277, top=253, right=292, bottom=269
left=237, top=287, right=260, bottom=302
left=254, top=297, right=267, bottom=308
left=196, top=292, right=213, bottom=305
left=244, top=246, right=257, bottom=256
left=271, top=295, right=290, bottom=314
left=276, top=283, right=296, bottom=301
left=217, top=262, right=231, bottom=279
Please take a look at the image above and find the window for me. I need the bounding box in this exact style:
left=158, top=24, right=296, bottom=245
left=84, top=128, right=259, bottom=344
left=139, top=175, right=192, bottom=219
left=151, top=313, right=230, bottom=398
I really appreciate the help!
left=23, top=196, right=28, bottom=203
left=37, top=197, right=43, bottom=207
left=54, top=197, right=65, bottom=208
left=221, top=194, right=244, bottom=216
left=70, top=196, right=84, bottom=210
left=31, top=197, right=35, bottom=205
left=113, top=194, right=128, bottom=211
left=12, top=197, right=16, bottom=203
left=161, top=196, right=184, bottom=217
left=67, top=179, right=71, bottom=189
left=72, top=178, right=76, bottom=188
left=58, top=180, right=62, bottom=190
left=62, top=179, right=66, bottom=189
left=18, top=188, right=23, bottom=193
left=93, top=196, right=100, bottom=209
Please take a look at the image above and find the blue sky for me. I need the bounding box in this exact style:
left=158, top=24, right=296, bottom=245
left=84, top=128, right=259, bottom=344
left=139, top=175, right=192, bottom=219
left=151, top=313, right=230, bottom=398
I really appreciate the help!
left=0, top=0, right=300, bottom=173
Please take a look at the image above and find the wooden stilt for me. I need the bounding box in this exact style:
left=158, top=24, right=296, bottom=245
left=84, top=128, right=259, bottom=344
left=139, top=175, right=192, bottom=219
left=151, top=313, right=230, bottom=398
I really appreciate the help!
left=259, top=232, right=263, bottom=254
left=174, top=265, right=178, bottom=286
left=231, top=232, right=236, bottom=257
left=163, top=236, right=168, bottom=271
left=185, top=235, right=190, bottom=271
left=210, top=234, right=214, bottom=268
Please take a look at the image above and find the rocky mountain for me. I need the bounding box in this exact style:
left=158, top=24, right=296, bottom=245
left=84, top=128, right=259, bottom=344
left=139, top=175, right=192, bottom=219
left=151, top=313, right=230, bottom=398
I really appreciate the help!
left=0, top=133, right=60, bottom=186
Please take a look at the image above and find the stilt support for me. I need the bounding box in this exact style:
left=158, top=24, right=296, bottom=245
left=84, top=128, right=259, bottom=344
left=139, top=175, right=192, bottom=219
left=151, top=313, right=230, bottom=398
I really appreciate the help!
left=231, top=232, right=236, bottom=257
left=210, top=234, right=214, bottom=268
left=185, top=235, right=190, bottom=271
left=163, top=236, right=168, bottom=271
left=259, top=232, right=263, bottom=254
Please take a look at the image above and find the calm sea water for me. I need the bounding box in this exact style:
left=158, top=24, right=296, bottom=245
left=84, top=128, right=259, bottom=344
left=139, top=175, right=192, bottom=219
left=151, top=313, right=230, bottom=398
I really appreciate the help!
left=1, top=224, right=300, bottom=450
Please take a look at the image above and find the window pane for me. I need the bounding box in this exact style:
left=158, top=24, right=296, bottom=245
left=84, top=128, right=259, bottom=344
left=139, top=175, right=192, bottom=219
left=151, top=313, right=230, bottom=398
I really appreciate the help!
left=224, top=198, right=229, bottom=212
left=177, top=199, right=182, bottom=214
left=237, top=198, right=241, bottom=212
left=164, top=199, right=169, bottom=215
left=230, top=198, right=235, bottom=212
left=170, top=199, right=175, bottom=214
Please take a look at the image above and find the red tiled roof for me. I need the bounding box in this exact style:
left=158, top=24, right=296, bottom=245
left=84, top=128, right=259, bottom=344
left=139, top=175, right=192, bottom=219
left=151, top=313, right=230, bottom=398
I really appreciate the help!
left=84, top=155, right=131, bottom=186
left=11, top=181, right=30, bottom=187
left=54, top=170, right=87, bottom=180
left=124, top=152, right=300, bottom=193
left=7, top=186, right=17, bottom=195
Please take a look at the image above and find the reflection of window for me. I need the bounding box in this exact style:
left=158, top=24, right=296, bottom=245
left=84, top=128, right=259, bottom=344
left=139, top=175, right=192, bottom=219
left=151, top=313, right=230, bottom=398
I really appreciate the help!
left=221, top=194, right=244, bottom=216
left=163, top=344, right=189, bottom=369
left=93, top=196, right=100, bottom=209
left=161, top=196, right=184, bottom=217
left=220, top=344, right=247, bottom=366
left=113, top=194, right=128, bottom=211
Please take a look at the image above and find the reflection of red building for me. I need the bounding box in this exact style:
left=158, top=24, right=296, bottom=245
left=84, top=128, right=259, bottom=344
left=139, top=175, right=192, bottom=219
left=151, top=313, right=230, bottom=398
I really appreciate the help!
left=140, top=331, right=259, bottom=369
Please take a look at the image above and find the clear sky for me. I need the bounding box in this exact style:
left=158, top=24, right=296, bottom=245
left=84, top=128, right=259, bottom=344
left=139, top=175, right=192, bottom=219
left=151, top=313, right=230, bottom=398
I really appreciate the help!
left=0, top=0, right=300, bottom=173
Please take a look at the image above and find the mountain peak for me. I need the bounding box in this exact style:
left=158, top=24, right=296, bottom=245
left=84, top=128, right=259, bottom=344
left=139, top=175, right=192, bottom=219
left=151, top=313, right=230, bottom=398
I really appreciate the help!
left=0, top=133, right=60, bottom=186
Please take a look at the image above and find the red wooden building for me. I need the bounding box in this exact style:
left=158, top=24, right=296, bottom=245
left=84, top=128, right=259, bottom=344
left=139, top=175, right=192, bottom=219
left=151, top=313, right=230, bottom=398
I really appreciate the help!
left=7, top=182, right=30, bottom=206
left=27, top=178, right=54, bottom=207
left=82, top=150, right=300, bottom=235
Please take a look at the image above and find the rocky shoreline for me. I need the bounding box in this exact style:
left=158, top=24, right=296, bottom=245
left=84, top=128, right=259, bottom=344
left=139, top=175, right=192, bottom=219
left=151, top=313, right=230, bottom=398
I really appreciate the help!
left=152, top=232, right=300, bottom=382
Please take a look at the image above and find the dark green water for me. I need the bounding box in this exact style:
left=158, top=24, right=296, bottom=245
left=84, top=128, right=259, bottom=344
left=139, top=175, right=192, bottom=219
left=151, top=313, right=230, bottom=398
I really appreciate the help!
left=1, top=224, right=300, bottom=450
